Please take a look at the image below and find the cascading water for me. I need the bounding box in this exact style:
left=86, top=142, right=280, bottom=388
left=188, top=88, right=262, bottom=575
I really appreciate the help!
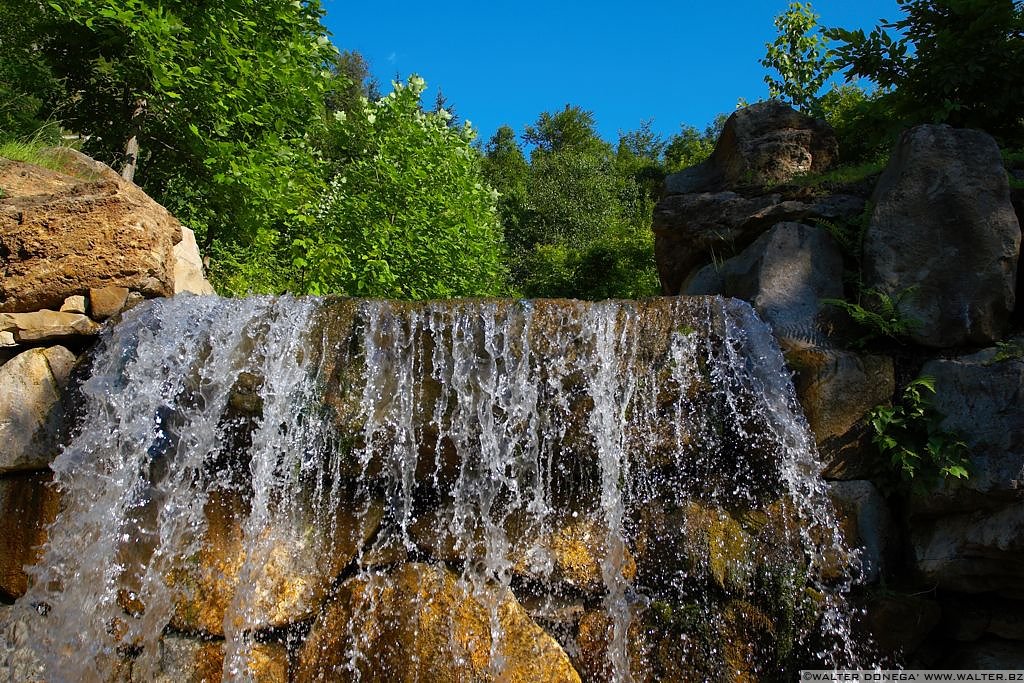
left=5, top=295, right=868, bottom=681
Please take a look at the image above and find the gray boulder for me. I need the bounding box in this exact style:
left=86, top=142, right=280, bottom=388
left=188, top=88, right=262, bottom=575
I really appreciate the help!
left=684, top=222, right=844, bottom=345
left=912, top=503, right=1024, bottom=598
left=664, top=100, right=838, bottom=194
left=921, top=344, right=1024, bottom=505
left=864, top=125, right=1021, bottom=347
left=829, top=480, right=891, bottom=583
left=0, top=346, right=76, bottom=473
left=653, top=191, right=862, bottom=295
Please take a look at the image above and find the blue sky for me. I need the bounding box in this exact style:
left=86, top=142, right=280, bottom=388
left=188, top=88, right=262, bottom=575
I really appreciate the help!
left=323, top=0, right=901, bottom=146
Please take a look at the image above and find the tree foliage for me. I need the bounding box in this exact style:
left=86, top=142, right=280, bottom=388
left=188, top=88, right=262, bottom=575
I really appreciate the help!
left=481, top=109, right=661, bottom=299
left=829, top=0, right=1024, bottom=142
left=299, top=76, right=507, bottom=299
left=761, top=2, right=836, bottom=112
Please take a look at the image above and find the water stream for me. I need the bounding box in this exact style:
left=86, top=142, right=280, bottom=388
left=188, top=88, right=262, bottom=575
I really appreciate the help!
left=7, top=295, right=866, bottom=681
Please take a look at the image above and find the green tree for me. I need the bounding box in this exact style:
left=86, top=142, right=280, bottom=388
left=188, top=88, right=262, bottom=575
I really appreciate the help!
left=509, top=107, right=659, bottom=299
left=760, top=2, right=836, bottom=112
left=37, top=0, right=335, bottom=292
left=300, top=75, right=507, bottom=299
left=829, top=0, right=1024, bottom=142
left=482, top=125, right=530, bottom=256
left=664, top=115, right=726, bottom=172
left=0, top=0, right=62, bottom=140
left=522, top=104, right=612, bottom=158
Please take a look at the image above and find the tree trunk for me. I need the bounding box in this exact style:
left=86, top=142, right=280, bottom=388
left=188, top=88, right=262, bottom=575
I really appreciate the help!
left=120, top=98, right=147, bottom=183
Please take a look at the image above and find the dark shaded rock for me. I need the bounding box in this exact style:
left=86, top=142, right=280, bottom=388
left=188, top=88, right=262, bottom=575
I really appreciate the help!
left=828, top=481, right=891, bottom=583
left=938, top=594, right=1024, bottom=642
left=0, top=472, right=61, bottom=600
left=685, top=222, right=844, bottom=345
left=921, top=346, right=1024, bottom=506
left=653, top=191, right=863, bottom=295
left=786, top=348, right=894, bottom=479
left=858, top=592, right=941, bottom=658
left=664, top=101, right=838, bottom=195
left=911, top=504, right=1024, bottom=598
left=864, top=125, right=1021, bottom=347
left=938, top=638, right=1024, bottom=670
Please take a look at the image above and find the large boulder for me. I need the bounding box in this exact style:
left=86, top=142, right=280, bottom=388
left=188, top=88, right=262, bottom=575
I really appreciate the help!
left=0, top=154, right=182, bottom=312
left=685, top=222, right=844, bottom=345
left=653, top=192, right=863, bottom=295
left=911, top=503, right=1024, bottom=598
left=921, top=344, right=1024, bottom=504
left=296, top=562, right=581, bottom=682
left=664, top=101, right=838, bottom=195
left=863, top=125, right=1021, bottom=347
left=0, top=346, right=76, bottom=473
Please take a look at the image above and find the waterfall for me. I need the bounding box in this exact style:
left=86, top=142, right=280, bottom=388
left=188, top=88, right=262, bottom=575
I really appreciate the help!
left=7, top=295, right=865, bottom=681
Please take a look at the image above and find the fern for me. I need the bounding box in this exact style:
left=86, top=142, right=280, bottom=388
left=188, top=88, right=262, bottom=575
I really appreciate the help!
left=822, top=287, right=920, bottom=348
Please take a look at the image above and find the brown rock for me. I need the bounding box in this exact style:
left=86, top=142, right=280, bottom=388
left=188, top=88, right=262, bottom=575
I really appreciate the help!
left=134, top=636, right=287, bottom=683
left=411, top=511, right=637, bottom=595
left=0, top=345, right=76, bottom=472
left=664, top=101, right=838, bottom=195
left=159, top=488, right=381, bottom=635
left=786, top=347, right=894, bottom=479
left=296, top=563, right=581, bottom=682
left=0, top=310, right=100, bottom=343
left=89, top=286, right=130, bottom=320
left=59, top=295, right=87, bottom=314
left=0, top=154, right=182, bottom=313
left=0, top=472, right=61, bottom=600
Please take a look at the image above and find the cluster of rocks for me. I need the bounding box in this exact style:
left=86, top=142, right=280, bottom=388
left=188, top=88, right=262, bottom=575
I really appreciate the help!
left=1, top=149, right=215, bottom=678
left=654, top=101, right=1023, bottom=667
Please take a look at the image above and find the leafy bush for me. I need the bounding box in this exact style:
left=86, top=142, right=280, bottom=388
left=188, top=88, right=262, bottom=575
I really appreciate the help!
left=869, top=376, right=970, bottom=488
left=301, top=76, right=507, bottom=299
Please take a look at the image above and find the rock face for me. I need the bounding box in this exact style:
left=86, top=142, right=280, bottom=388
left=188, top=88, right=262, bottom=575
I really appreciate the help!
left=664, top=100, right=838, bottom=195
left=0, top=154, right=182, bottom=312
left=0, top=310, right=100, bottom=343
left=653, top=190, right=862, bottom=296
left=922, top=346, right=1024, bottom=502
left=0, top=346, right=76, bottom=473
left=159, top=489, right=381, bottom=635
left=685, top=222, right=844, bottom=345
left=297, top=563, right=581, bottom=683
left=863, top=125, right=1021, bottom=347
left=829, top=480, right=890, bottom=583
left=0, top=472, right=60, bottom=600
left=787, top=348, right=894, bottom=478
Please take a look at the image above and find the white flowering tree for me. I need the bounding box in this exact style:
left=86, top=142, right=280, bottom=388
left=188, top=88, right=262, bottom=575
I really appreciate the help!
left=294, top=75, right=508, bottom=298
